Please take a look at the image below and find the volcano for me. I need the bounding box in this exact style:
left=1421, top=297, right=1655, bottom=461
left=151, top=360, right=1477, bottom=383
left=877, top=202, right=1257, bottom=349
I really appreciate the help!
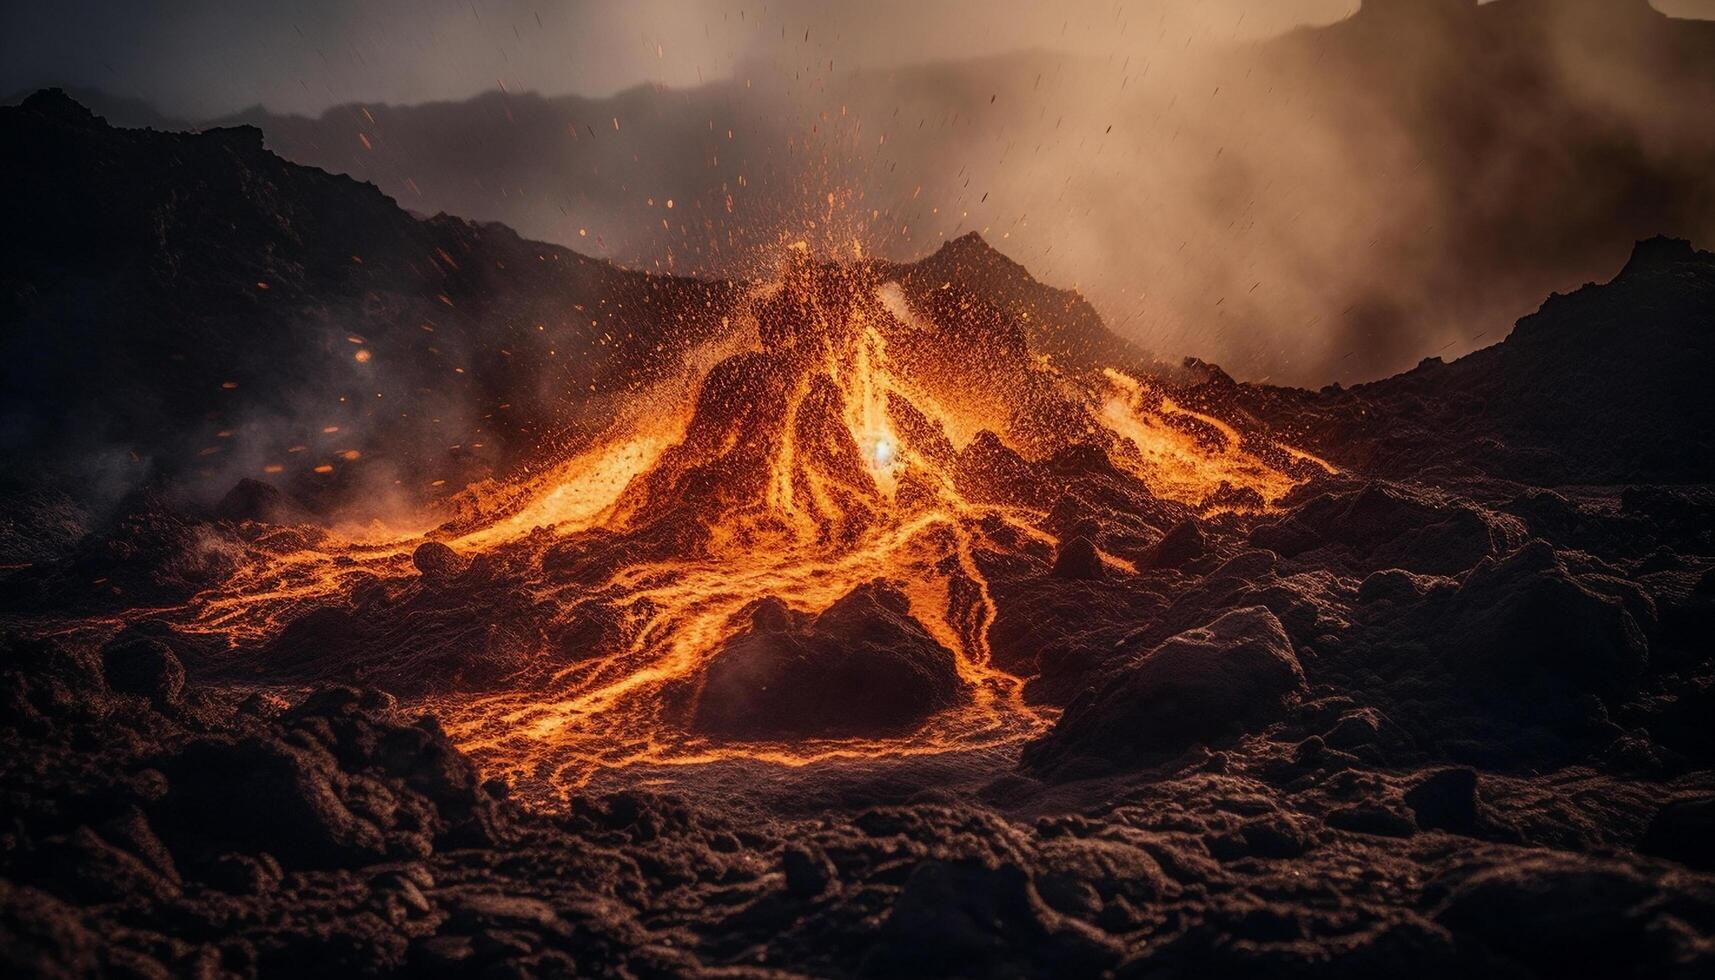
left=142, top=232, right=1337, bottom=796
left=3, top=95, right=1715, bottom=979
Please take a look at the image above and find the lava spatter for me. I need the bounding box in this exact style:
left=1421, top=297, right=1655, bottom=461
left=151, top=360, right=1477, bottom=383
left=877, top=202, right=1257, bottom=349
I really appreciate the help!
left=174, top=244, right=1333, bottom=801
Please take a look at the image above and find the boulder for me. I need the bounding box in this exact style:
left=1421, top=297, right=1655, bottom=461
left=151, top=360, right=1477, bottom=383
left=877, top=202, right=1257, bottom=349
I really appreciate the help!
left=1049, top=536, right=1105, bottom=580
left=1146, top=519, right=1205, bottom=569
left=100, top=639, right=185, bottom=706
left=1250, top=482, right=1521, bottom=575
left=1023, top=607, right=1305, bottom=773
left=156, top=736, right=392, bottom=870
left=1433, top=856, right=1674, bottom=975
left=412, top=541, right=470, bottom=580
left=782, top=844, right=837, bottom=898
left=1403, top=768, right=1483, bottom=836
left=1358, top=568, right=1451, bottom=605
left=685, top=582, right=970, bottom=739
left=1325, top=803, right=1416, bottom=838
left=1440, top=541, right=1648, bottom=700
left=862, top=859, right=1120, bottom=977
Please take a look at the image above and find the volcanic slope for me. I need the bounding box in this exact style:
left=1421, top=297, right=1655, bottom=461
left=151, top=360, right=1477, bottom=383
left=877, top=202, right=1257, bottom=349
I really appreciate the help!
left=0, top=88, right=740, bottom=521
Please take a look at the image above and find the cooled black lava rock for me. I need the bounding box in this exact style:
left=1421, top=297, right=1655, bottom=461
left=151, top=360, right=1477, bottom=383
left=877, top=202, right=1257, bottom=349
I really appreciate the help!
left=1024, top=606, right=1305, bottom=773
left=1432, top=855, right=1705, bottom=976
left=782, top=844, right=837, bottom=898
left=1403, top=768, right=1484, bottom=835
left=1049, top=536, right=1106, bottom=580
left=156, top=736, right=399, bottom=870
left=1250, top=481, right=1522, bottom=575
left=1325, top=803, right=1417, bottom=838
left=862, top=858, right=1120, bottom=977
left=99, top=638, right=185, bottom=706
left=1640, top=796, right=1715, bottom=870
left=686, top=581, right=970, bottom=739
left=1146, top=519, right=1206, bottom=569
left=1439, top=541, right=1649, bottom=700
left=1358, top=567, right=1451, bottom=605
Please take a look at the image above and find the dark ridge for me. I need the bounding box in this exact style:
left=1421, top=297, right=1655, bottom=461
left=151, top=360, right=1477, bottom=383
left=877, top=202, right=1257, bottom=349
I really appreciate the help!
left=0, top=91, right=737, bottom=518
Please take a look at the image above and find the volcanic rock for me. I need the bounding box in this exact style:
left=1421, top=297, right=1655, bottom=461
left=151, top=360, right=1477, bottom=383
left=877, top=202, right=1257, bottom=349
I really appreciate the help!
left=1403, top=768, right=1484, bottom=836
left=1024, top=606, right=1305, bottom=773
left=47, top=490, right=245, bottom=609
left=1357, top=567, right=1451, bottom=605
left=1432, top=855, right=1700, bottom=976
left=782, top=844, right=838, bottom=898
left=1250, top=481, right=1522, bottom=575
left=863, top=859, right=1121, bottom=977
left=953, top=431, right=1048, bottom=508
left=686, top=582, right=970, bottom=739
left=155, top=736, right=396, bottom=870
left=1146, top=519, right=1206, bottom=569
left=1439, top=541, right=1649, bottom=700
left=412, top=541, right=470, bottom=580
left=0, top=91, right=736, bottom=515
left=99, top=638, right=185, bottom=706
left=7, top=91, right=1715, bottom=980
left=1640, top=796, right=1715, bottom=870
left=258, top=571, right=548, bottom=696
left=0, top=486, right=87, bottom=565
left=1049, top=536, right=1105, bottom=580
left=1325, top=803, right=1417, bottom=838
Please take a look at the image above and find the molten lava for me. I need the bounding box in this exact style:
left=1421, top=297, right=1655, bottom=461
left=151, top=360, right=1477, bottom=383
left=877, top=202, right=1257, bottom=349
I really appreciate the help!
left=176, top=247, right=1334, bottom=802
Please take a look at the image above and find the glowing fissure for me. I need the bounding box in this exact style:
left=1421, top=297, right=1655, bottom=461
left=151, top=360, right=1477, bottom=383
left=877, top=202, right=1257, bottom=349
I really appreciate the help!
left=175, top=250, right=1333, bottom=800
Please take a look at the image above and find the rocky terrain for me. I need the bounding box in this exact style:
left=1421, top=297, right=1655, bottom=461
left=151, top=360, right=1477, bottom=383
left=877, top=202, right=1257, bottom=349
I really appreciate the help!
left=3, top=94, right=1714, bottom=979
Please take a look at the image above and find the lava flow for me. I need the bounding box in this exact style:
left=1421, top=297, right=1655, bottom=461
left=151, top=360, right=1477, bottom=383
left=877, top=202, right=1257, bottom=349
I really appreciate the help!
left=174, top=244, right=1333, bottom=802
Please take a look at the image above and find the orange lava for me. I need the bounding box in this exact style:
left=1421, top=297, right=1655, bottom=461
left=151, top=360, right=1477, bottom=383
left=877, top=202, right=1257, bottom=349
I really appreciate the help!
left=173, top=248, right=1334, bottom=802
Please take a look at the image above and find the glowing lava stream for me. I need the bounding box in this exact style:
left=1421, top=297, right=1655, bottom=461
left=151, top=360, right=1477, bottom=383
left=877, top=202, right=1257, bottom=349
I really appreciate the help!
left=441, top=502, right=1046, bottom=793
left=175, top=258, right=1335, bottom=801
left=440, top=306, right=1059, bottom=794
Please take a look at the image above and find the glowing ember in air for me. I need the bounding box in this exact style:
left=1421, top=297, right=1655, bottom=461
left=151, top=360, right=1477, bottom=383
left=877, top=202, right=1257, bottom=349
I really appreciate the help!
left=171, top=242, right=1335, bottom=803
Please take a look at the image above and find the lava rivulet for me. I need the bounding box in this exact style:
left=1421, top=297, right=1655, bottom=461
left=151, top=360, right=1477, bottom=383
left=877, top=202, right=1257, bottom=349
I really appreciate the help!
left=174, top=248, right=1334, bottom=802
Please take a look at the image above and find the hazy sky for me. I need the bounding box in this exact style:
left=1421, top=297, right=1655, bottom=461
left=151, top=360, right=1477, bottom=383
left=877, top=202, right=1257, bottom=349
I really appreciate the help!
left=0, top=1, right=1377, bottom=117
left=7, top=0, right=1715, bottom=386
left=11, top=1, right=1713, bottom=119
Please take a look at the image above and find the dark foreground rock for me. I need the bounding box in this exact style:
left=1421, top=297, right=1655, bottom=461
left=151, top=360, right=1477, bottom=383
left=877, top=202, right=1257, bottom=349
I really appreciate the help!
left=1439, top=541, right=1651, bottom=701
left=1250, top=481, right=1523, bottom=576
left=683, top=582, right=970, bottom=738
left=1023, top=606, right=1305, bottom=774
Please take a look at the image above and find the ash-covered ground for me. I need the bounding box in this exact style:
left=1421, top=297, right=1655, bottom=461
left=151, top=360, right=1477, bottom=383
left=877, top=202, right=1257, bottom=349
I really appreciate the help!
left=3, top=93, right=1714, bottom=979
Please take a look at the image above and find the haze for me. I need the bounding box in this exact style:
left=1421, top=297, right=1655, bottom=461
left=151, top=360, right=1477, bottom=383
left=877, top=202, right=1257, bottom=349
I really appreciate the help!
left=7, top=0, right=1715, bottom=385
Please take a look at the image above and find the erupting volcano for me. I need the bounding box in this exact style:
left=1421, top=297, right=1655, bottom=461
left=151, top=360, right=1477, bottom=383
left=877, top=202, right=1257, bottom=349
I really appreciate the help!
left=5, top=23, right=1715, bottom=972
left=168, top=239, right=1334, bottom=800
